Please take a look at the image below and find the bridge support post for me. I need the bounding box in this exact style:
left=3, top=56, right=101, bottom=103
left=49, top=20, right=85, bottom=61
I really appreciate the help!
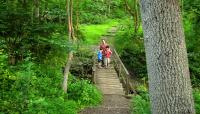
left=125, top=78, right=129, bottom=95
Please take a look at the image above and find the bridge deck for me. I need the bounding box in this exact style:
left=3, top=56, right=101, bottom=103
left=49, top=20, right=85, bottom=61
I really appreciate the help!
left=96, top=64, right=125, bottom=95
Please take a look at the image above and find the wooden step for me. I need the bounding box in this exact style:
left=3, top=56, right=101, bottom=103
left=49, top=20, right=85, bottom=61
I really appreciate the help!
left=97, top=79, right=120, bottom=83
left=97, top=74, right=118, bottom=77
left=97, top=80, right=120, bottom=83
left=97, top=76, right=119, bottom=80
left=97, top=76, right=118, bottom=79
left=97, top=69, right=115, bottom=71
left=97, top=76, right=119, bottom=79
left=96, top=84, right=123, bottom=88
left=97, top=77, right=118, bottom=80
left=101, top=89, right=124, bottom=95
left=97, top=73, right=117, bottom=75
left=98, top=87, right=124, bottom=91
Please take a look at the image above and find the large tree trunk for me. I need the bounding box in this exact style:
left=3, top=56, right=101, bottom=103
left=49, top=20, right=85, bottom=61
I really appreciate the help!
left=139, top=0, right=195, bottom=113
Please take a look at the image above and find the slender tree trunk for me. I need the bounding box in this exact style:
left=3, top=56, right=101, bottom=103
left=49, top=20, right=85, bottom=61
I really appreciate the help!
left=75, top=8, right=79, bottom=32
left=63, top=51, right=73, bottom=93
left=67, top=0, right=74, bottom=40
left=140, top=0, right=195, bottom=113
left=34, top=0, right=40, bottom=22
left=59, top=0, right=62, bottom=23
left=63, top=0, right=74, bottom=93
left=75, top=0, right=79, bottom=37
left=108, top=0, right=111, bottom=16
left=134, top=0, right=140, bottom=33
left=44, top=0, right=48, bottom=23
left=124, top=0, right=139, bottom=34
left=70, top=0, right=75, bottom=40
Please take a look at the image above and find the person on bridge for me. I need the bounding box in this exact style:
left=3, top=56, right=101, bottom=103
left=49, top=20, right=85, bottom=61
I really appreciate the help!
left=104, top=45, right=112, bottom=68
left=99, top=39, right=108, bottom=67
left=97, top=48, right=103, bottom=68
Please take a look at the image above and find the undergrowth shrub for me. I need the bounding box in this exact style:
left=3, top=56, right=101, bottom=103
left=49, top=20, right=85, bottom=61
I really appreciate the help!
left=184, top=17, right=200, bottom=88
left=193, top=89, right=200, bottom=113
left=68, top=76, right=102, bottom=107
left=131, top=85, right=150, bottom=114
left=131, top=86, right=200, bottom=114
left=114, top=20, right=147, bottom=79
left=27, top=99, right=78, bottom=114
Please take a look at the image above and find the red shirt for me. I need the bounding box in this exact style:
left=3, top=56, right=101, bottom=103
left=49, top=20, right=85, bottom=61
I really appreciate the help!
left=105, top=49, right=112, bottom=58
left=100, top=44, right=107, bottom=55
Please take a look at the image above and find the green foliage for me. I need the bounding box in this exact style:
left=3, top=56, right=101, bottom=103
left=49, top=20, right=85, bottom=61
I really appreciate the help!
left=70, top=47, right=94, bottom=78
left=193, top=89, right=200, bottom=113
left=27, top=99, right=78, bottom=114
left=79, top=0, right=107, bottom=24
left=131, top=86, right=200, bottom=114
left=0, top=53, right=68, bottom=113
left=80, top=20, right=119, bottom=45
left=132, top=95, right=151, bottom=114
left=1, top=0, right=200, bottom=113
left=0, top=41, right=102, bottom=113
left=68, top=77, right=102, bottom=107
left=131, top=85, right=151, bottom=114
left=114, top=19, right=146, bottom=78
left=183, top=0, right=200, bottom=87
left=79, top=0, right=125, bottom=24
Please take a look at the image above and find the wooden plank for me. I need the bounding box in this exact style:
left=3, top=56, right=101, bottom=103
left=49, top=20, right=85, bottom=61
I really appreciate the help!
left=97, top=84, right=122, bottom=87
left=113, top=49, right=129, bottom=75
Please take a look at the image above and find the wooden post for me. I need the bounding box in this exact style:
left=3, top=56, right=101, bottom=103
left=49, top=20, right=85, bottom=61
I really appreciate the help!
left=92, top=65, right=96, bottom=84
left=119, top=64, right=122, bottom=77
left=125, top=76, right=129, bottom=95
left=63, top=51, right=73, bottom=93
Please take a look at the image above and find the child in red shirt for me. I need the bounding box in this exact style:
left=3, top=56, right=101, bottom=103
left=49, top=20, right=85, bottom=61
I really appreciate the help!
left=104, top=45, right=112, bottom=68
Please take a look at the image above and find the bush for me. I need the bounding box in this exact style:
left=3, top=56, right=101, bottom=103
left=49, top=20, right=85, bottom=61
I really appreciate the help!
left=27, top=99, right=78, bottom=114
left=131, top=85, right=150, bottom=114
left=68, top=77, right=103, bottom=107
left=193, top=89, right=200, bottom=113
left=132, top=95, right=151, bottom=114
left=114, top=20, right=147, bottom=79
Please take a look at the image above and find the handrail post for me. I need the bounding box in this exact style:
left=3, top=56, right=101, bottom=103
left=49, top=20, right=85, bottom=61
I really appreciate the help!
left=125, top=76, right=129, bottom=95
left=92, top=65, right=96, bottom=84
left=92, top=51, right=96, bottom=84
left=119, top=64, right=122, bottom=77
left=112, top=48, right=134, bottom=95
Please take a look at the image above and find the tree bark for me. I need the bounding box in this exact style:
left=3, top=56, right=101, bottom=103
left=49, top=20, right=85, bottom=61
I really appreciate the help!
left=66, top=0, right=74, bottom=40
left=63, top=51, right=73, bottom=93
left=34, top=0, right=40, bottom=22
left=63, top=0, right=74, bottom=93
left=70, top=0, right=75, bottom=40
left=75, top=0, right=79, bottom=37
left=124, top=0, right=140, bottom=33
left=139, top=0, right=195, bottom=113
left=108, top=0, right=111, bottom=16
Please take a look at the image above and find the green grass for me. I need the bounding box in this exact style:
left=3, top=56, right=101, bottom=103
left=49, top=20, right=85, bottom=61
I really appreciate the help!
left=80, top=19, right=119, bottom=45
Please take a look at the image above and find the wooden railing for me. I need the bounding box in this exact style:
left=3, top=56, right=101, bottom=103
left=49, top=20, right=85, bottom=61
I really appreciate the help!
left=111, top=48, right=135, bottom=95
left=92, top=51, right=97, bottom=84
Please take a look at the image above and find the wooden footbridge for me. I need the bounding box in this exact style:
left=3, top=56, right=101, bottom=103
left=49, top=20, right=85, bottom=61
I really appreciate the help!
left=80, top=27, right=136, bottom=114
left=92, top=48, right=135, bottom=96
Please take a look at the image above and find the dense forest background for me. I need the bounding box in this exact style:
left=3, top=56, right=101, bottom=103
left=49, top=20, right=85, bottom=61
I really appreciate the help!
left=0, top=0, right=199, bottom=113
